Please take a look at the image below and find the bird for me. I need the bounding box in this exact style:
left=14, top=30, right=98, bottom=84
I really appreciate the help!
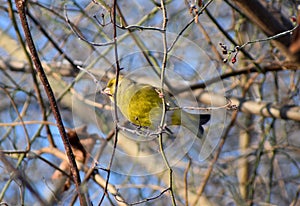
left=103, top=76, right=210, bottom=138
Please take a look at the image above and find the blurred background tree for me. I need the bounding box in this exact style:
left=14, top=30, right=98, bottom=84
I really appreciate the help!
left=0, top=0, right=300, bottom=205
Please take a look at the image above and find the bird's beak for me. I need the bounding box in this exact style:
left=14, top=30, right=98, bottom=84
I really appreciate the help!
left=103, top=87, right=112, bottom=96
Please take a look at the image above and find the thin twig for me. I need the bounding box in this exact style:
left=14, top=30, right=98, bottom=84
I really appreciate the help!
left=168, top=0, right=214, bottom=52
left=116, top=24, right=165, bottom=32
left=115, top=188, right=170, bottom=205
left=239, top=25, right=299, bottom=49
left=184, top=157, right=192, bottom=206
left=158, top=0, right=177, bottom=205
left=64, top=5, right=114, bottom=47
left=99, top=0, right=121, bottom=204
left=0, top=120, right=57, bottom=127
left=169, top=97, right=236, bottom=111
left=0, top=86, right=31, bottom=152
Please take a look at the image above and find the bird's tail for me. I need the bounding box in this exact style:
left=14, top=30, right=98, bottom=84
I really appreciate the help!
left=170, top=110, right=210, bottom=139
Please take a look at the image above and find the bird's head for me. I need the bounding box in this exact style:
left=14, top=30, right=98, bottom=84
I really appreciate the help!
left=103, top=76, right=123, bottom=98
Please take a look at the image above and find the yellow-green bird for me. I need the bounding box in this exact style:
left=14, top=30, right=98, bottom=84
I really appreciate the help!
left=104, top=76, right=210, bottom=138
